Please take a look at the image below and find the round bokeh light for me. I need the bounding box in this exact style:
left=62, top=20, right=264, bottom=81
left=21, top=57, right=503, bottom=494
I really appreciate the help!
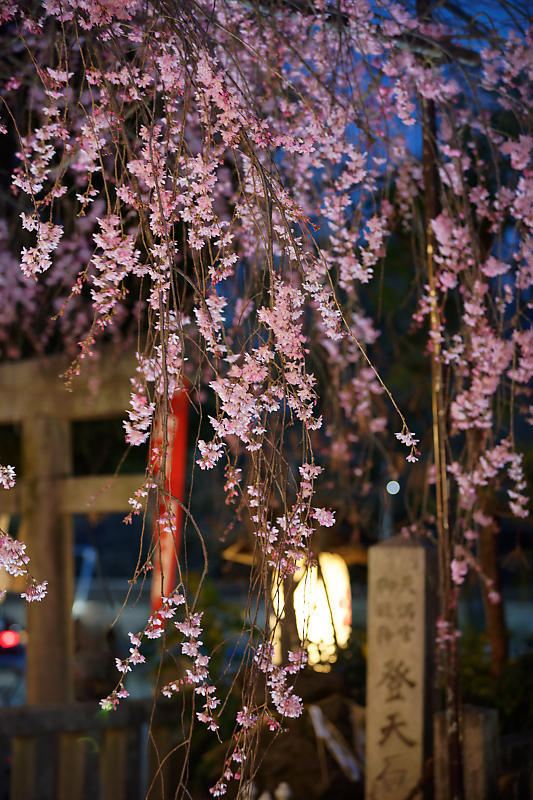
left=386, top=480, right=400, bottom=495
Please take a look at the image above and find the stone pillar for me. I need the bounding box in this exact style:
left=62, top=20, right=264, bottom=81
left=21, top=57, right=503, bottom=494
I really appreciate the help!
left=366, top=537, right=437, bottom=799
left=434, top=706, right=500, bottom=800
left=21, top=416, right=74, bottom=704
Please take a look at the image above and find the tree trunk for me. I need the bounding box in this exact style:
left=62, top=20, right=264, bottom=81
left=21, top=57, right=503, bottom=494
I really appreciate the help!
left=479, top=523, right=508, bottom=678
left=417, top=0, right=464, bottom=795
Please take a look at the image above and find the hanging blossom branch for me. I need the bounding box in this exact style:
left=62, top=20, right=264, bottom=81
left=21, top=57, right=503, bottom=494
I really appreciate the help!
left=0, top=467, right=47, bottom=602
left=0, top=0, right=531, bottom=792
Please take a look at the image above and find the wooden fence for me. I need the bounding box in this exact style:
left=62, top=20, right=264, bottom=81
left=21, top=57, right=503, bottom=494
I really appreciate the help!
left=0, top=698, right=181, bottom=800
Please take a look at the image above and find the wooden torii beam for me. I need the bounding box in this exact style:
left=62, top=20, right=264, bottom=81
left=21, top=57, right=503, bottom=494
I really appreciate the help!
left=0, top=350, right=146, bottom=705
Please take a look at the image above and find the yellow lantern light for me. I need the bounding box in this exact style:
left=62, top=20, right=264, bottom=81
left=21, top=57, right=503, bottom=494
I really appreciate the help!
left=271, top=552, right=352, bottom=669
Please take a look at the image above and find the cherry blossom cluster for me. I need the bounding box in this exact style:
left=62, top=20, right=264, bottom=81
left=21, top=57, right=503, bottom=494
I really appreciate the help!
left=0, top=526, right=48, bottom=604
left=209, top=644, right=307, bottom=797
left=21, top=579, right=48, bottom=603
left=256, top=644, right=307, bottom=718
left=43, top=0, right=136, bottom=30
left=90, top=215, right=140, bottom=324
left=0, top=465, right=15, bottom=490
left=101, top=589, right=221, bottom=724
left=245, top=472, right=334, bottom=578
left=0, top=530, right=29, bottom=578
left=20, top=219, right=63, bottom=280
left=395, top=429, right=420, bottom=464
left=450, top=543, right=501, bottom=605
left=123, top=380, right=155, bottom=447
left=449, top=439, right=528, bottom=520
left=435, top=617, right=461, bottom=660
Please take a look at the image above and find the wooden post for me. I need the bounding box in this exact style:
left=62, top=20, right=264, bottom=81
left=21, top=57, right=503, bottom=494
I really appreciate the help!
left=148, top=724, right=179, bottom=800
left=21, top=416, right=74, bottom=705
left=57, top=731, right=87, bottom=800
left=101, top=728, right=129, bottom=800
left=10, top=736, right=36, bottom=799
left=434, top=706, right=500, bottom=799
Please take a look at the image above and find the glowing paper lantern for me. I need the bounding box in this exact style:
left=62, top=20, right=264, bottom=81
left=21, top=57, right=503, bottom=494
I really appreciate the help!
left=271, top=552, right=352, bottom=668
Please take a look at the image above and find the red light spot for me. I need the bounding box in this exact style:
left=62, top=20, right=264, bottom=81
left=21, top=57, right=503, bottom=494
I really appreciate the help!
left=0, top=630, right=20, bottom=648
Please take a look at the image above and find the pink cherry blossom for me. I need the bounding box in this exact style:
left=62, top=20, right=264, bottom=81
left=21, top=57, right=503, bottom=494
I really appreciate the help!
left=21, top=580, right=48, bottom=602
left=0, top=465, right=15, bottom=489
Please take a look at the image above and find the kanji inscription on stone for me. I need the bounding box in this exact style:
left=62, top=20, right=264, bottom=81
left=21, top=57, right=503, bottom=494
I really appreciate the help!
left=366, top=537, right=436, bottom=799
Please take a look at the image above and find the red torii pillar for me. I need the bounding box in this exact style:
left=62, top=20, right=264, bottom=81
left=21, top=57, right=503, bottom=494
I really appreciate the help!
left=149, top=390, right=189, bottom=612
